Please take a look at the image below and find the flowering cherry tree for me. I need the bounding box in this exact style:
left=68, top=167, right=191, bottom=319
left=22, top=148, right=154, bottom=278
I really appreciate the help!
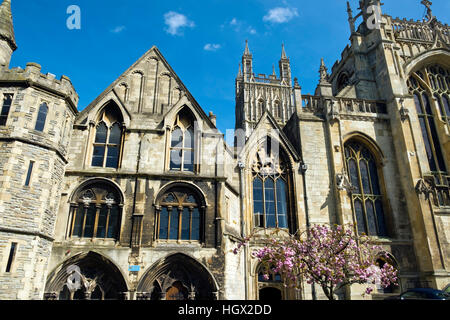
left=234, top=224, right=398, bottom=300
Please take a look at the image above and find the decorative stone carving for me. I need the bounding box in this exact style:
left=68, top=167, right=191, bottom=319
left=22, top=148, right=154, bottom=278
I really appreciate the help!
left=415, top=177, right=437, bottom=204
left=336, top=171, right=356, bottom=193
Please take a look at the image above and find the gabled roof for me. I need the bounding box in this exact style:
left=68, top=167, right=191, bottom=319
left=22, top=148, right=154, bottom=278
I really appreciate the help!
left=239, top=109, right=301, bottom=163
left=77, top=46, right=218, bottom=129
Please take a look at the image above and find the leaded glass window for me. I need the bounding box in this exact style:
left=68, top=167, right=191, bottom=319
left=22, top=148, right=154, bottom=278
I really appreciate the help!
left=156, top=189, right=203, bottom=242
left=252, top=139, right=290, bottom=229
left=345, top=141, right=387, bottom=236
left=91, top=105, right=123, bottom=169
left=407, top=64, right=449, bottom=206
left=35, top=102, right=48, bottom=132
left=69, top=183, right=122, bottom=240
left=170, top=108, right=195, bottom=172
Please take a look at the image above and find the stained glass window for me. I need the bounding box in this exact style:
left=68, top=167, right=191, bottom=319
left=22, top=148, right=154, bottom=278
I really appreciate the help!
left=170, top=108, right=195, bottom=172
left=407, top=64, right=449, bottom=207
left=157, top=189, right=202, bottom=242
left=70, top=183, right=122, bottom=240
left=91, top=105, right=123, bottom=169
left=345, top=141, right=387, bottom=236
left=252, top=138, right=290, bottom=229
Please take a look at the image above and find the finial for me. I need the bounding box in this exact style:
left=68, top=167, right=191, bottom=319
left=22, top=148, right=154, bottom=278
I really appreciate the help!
left=244, top=40, right=250, bottom=55
left=421, top=0, right=434, bottom=22
left=272, top=64, right=276, bottom=76
left=319, top=58, right=329, bottom=83
left=238, top=63, right=242, bottom=77
left=281, top=43, right=287, bottom=59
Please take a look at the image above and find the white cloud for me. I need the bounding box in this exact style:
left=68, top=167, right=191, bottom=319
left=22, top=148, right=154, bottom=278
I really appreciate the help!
left=263, top=7, right=299, bottom=24
left=164, top=11, right=195, bottom=36
left=110, top=25, right=126, bottom=33
left=247, top=27, right=257, bottom=35
left=204, top=44, right=221, bottom=51
left=227, top=18, right=257, bottom=35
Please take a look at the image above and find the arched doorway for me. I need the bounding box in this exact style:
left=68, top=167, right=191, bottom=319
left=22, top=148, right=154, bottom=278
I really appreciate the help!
left=259, top=287, right=282, bottom=301
left=136, top=253, right=219, bottom=300
left=44, top=252, right=128, bottom=300
left=257, top=264, right=285, bottom=300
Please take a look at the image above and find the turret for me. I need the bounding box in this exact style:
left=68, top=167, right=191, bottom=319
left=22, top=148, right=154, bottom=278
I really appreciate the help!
left=0, top=0, right=16, bottom=68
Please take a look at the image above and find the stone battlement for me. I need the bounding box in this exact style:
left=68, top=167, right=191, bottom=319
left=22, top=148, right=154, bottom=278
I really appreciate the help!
left=0, top=62, right=79, bottom=110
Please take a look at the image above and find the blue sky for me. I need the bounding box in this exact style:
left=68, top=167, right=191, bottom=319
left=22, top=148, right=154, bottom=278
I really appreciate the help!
left=8, top=0, right=450, bottom=134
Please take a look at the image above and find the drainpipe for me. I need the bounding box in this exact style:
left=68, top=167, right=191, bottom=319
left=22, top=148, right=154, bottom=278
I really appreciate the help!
left=131, top=132, right=144, bottom=249
left=301, top=162, right=317, bottom=300
left=238, top=161, right=248, bottom=300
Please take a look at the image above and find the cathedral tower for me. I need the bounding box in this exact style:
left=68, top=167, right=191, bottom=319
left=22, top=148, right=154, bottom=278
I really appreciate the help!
left=235, top=41, right=297, bottom=139
left=0, top=0, right=79, bottom=299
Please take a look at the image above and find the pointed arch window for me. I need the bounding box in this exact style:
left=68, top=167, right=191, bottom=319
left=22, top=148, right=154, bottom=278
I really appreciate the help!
left=408, top=64, right=449, bottom=206
left=69, top=182, right=123, bottom=240
left=252, top=138, right=290, bottom=230
left=0, top=93, right=13, bottom=126
left=155, top=188, right=204, bottom=242
left=345, top=141, right=387, bottom=236
left=169, top=108, right=195, bottom=172
left=91, top=104, right=124, bottom=169
left=274, top=101, right=282, bottom=119
left=35, top=102, right=48, bottom=132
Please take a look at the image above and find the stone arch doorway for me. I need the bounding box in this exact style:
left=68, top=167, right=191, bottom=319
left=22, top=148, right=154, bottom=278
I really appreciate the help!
left=136, top=253, right=219, bottom=300
left=44, top=251, right=128, bottom=300
left=259, top=287, right=282, bottom=301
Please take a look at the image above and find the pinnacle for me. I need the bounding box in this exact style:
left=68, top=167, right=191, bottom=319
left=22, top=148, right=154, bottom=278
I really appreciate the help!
left=244, top=40, right=251, bottom=56
left=281, top=43, right=287, bottom=59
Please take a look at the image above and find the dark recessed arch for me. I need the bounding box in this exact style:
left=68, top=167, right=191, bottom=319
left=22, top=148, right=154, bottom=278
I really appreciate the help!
left=44, top=251, right=128, bottom=300
left=136, top=253, right=219, bottom=300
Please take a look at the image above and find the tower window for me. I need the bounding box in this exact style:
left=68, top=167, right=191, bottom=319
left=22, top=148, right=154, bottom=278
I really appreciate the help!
left=24, top=161, right=34, bottom=187
left=35, top=102, right=48, bottom=132
left=5, top=242, right=18, bottom=273
left=0, top=93, right=13, bottom=126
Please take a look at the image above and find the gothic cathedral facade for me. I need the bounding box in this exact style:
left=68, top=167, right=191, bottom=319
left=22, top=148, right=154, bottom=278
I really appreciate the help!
left=0, top=0, right=449, bottom=300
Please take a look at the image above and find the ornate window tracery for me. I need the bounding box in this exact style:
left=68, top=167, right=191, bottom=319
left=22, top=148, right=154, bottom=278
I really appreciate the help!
left=344, top=141, right=387, bottom=236
left=69, top=182, right=123, bottom=240
left=169, top=108, right=195, bottom=172
left=408, top=64, right=449, bottom=207
left=91, top=104, right=124, bottom=169
left=252, top=139, right=290, bottom=229
left=156, top=188, right=203, bottom=242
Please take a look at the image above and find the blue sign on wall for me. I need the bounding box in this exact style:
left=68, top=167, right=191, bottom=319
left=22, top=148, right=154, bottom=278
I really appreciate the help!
left=128, top=265, right=141, bottom=272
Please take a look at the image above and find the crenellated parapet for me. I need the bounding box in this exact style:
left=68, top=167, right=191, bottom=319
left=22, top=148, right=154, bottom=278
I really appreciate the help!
left=0, top=62, right=79, bottom=112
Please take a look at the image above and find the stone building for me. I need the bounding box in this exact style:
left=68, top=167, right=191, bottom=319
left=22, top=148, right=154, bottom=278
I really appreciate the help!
left=0, top=0, right=449, bottom=300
